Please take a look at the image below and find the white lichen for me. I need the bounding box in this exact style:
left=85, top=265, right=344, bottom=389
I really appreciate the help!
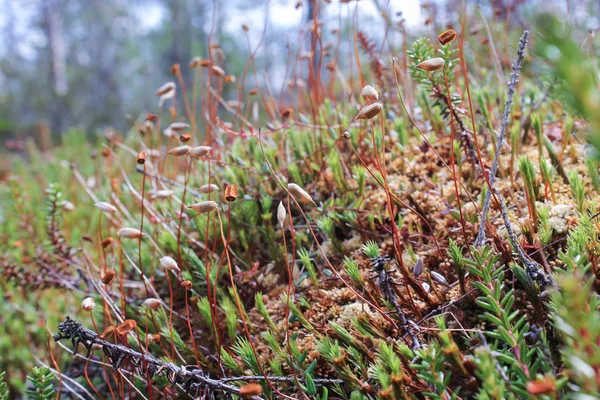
left=548, top=204, right=576, bottom=234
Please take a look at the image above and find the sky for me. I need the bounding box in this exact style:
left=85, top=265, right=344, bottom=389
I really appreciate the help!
left=133, top=0, right=424, bottom=33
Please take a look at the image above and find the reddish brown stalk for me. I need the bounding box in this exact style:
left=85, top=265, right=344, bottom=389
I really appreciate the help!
left=328, top=10, right=342, bottom=100
left=478, top=7, right=504, bottom=85
left=149, top=312, right=171, bottom=359
left=174, top=68, right=197, bottom=142
left=206, top=0, right=217, bottom=136
left=204, top=162, right=227, bottom=372
left=98, top=213, right=105, bottom=275
left=192, top=68, right=201, bottom=133
left=176, top=155, right=192, bottom=267
left=152, top=109, right=165, bottom=171
left=215, top=211, right=295, bottom=399
left=139, top=164, right=149, bottom=297
left=369, top=118, right=430, bottom=309
left=391, top=61, right=489, bottom=225
left=84, top=313, right=104, bottom=399
left=47, top=336, right=62, bottom=400
left=239, top=1, right=271, bottom=125
left=307, top=1, right=324, bottom=109
left=143, top=315, right=153, bottom=400
left=209, top=247, right=233, bottom=362
left=118, top=240, right=125, bottom=320
left=505, top=0, right=511, bottom=62
left=111, top=326, right=124, bottom=399
left=100, top=305, right=117, bottom=400
left=258, top=132, right=397, bottom=327
left=165, top=269, right=176, bottom=360
left=212, top=202, right=237, bottom=364
left=130, top=324, right=152, bottom=400
left=184, top=288, right=200, bottom=367
left=296, top=192, right=396, bottom=324
left=206, top=252, right=225, bottom=371
left=442, top=67, right=470, bottom=247
left=346, top=142, right=441, bottom=253
left=458, top=11, right=501, bottom=224
left=102, top=324, right=120, bottom=400
left=281, top=196, right=309, bottom=399
left=352, top=7, right=365, bottom=90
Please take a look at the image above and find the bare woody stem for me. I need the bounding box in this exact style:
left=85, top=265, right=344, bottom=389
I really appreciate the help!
left=475, top=30, right=529, bottom=248
left=492, top=188, right=554, bottom=288
left=52, top=316, right=343, bottom=398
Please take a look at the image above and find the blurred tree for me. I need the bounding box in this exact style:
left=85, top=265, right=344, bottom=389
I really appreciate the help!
left=42, top=0, right=67, bottom=133
left=0, top=0, right=382, bottom=140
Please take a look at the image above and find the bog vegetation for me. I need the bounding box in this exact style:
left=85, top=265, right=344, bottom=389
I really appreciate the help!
left=2, top=2, right=600, bottom=399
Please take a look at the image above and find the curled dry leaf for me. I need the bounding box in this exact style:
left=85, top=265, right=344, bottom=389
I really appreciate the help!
left=239, top=383, right=262, bottom=398
left=99, top=326, right=115, bottom=340
left=526, top=377, right=556, bottom=395
left=116, top=319, right=137, bottom=336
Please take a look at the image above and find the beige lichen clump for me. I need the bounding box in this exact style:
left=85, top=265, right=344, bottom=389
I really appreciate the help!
left=548, top=203, right=577, bottom=234
left=337, top=302, right=372, bottom=327
left=497, top=221, right=522, bottom=241
left=256, top=263, right=279, bottom=290
left=342, top=234, right=363, bottom=252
